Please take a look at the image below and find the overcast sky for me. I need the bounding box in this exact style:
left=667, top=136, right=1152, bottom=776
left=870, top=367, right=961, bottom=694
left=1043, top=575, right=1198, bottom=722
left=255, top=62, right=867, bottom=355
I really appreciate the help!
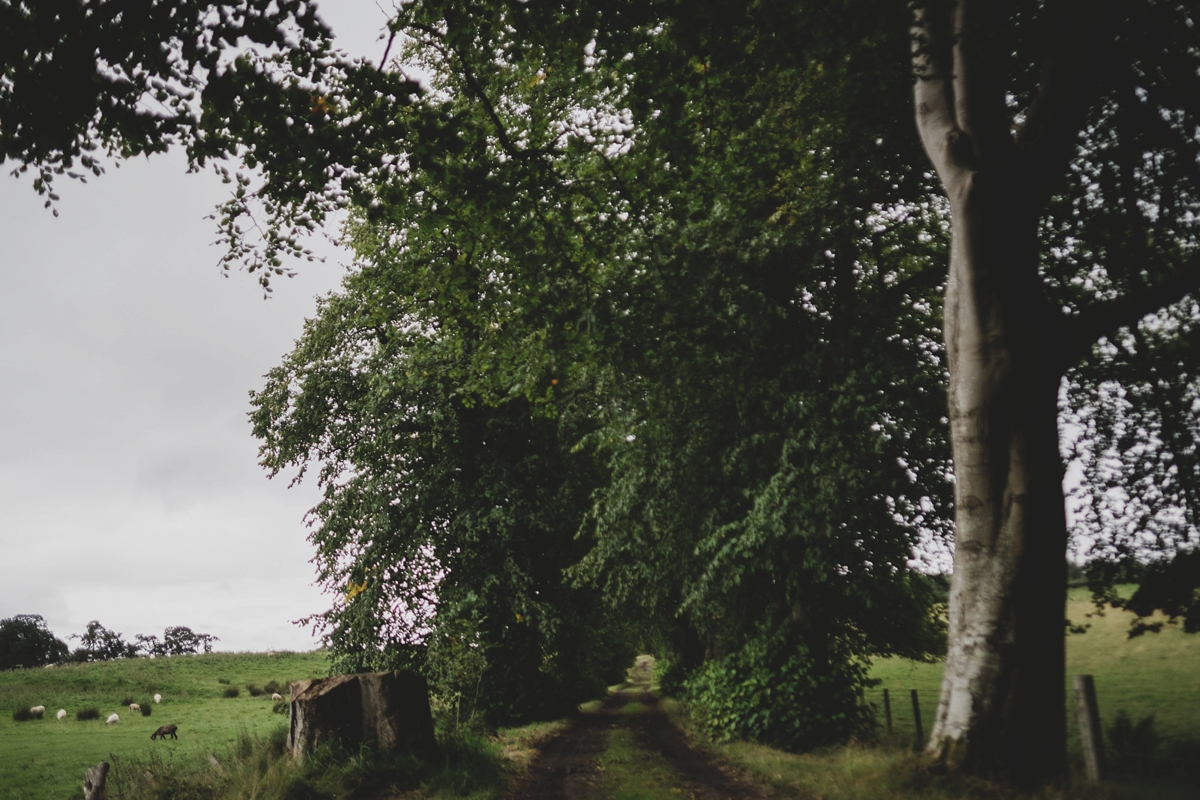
left=0, top=2, right=398, bottom=653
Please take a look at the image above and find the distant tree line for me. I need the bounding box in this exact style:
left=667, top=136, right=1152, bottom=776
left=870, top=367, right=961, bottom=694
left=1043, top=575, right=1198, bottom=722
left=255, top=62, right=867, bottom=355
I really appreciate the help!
left=0, top=615, right=217, bottom=670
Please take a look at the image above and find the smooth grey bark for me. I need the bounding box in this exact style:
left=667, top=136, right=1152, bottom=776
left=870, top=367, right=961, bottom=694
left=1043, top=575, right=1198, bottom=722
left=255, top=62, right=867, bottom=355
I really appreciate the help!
left=928, top=167, right=1069, bottom=783
left=912, top=1, right=1079, bottom=785
left=912, top=0, right=1199, bottom=785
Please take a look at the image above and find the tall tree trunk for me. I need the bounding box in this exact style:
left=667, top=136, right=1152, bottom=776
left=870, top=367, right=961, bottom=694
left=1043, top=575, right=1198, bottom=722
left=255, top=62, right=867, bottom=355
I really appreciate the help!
left=923, top=166, right=1069, bottom=785
left=911, top=2, right=1084, bottom=783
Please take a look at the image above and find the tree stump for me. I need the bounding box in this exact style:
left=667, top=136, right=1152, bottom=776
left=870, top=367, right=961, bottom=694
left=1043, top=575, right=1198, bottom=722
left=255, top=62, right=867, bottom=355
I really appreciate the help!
left=83, top=761, right=109, bottom=800
left=288, top=671, right=434, bottom=763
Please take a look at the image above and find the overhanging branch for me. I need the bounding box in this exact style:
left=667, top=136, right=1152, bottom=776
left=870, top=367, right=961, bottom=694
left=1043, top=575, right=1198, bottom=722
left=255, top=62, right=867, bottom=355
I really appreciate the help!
left=1016, top=0, right=1108, bottom=203
left=1062, top=253, right=1200, bottom=365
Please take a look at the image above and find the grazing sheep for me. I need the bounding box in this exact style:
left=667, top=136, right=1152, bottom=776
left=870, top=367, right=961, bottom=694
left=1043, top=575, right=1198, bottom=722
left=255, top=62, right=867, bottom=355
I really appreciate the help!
left=129, top=703, right=140, bottom=713
left=150, top=724, right=178, bottom=740
left=30, top=705, right=46, bottom=715
left=105, top=714, right=119, bottom=725
left=154, top=693, right=162, bottom=704
left=56, top=709, right=67, bottom=720
left=271, top=693, right=283, bottom=701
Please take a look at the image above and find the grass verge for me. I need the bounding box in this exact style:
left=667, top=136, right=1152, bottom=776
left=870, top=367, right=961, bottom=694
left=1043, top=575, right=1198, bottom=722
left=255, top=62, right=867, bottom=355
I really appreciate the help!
left=709, top=737, right=1199, bottom=800
left=103, top=723, right=557, bottom=800
left=595, top=727, right=684, bottom=800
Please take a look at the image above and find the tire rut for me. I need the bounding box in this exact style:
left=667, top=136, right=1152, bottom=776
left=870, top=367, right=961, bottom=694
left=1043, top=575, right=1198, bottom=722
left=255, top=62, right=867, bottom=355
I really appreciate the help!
left=507, top=690, right=778, bottom=800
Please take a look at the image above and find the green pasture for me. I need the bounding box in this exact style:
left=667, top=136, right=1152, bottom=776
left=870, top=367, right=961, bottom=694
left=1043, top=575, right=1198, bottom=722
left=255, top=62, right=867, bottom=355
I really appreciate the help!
left=866, top=588, right=1200, bottom=771
left=0, top=650, right=329, bottom=800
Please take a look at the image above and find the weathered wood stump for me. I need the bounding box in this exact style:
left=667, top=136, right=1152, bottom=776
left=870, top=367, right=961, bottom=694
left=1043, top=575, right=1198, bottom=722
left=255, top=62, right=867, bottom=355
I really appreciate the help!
left=83, top=760, right=109, bottom=800
left=288, top=671, right=434, bottom=763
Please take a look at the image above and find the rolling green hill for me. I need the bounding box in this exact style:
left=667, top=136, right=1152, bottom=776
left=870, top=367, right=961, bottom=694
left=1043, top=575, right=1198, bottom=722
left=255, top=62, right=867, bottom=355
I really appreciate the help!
left=0, top=650, right=329, bottom=800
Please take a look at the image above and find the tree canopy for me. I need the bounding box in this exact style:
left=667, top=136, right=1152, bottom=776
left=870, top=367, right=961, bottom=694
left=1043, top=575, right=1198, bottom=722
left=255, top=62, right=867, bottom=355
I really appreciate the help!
left=0, top=615, right=69, bottom=670
left=8, top=0, right=1200, bottom=782
left=251, top=0, right=952, bottom=744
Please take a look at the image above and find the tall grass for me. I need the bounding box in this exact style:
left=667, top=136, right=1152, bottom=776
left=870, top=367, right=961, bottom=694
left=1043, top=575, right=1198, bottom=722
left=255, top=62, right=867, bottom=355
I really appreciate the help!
left=104, top=725, right=511, bottom=800
left=105, top=726, right=360, bottom=800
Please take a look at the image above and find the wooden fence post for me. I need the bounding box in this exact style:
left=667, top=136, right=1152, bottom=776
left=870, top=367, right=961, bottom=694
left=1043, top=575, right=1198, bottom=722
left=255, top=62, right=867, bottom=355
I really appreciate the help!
left=910, top=690, right=924, bottom=751
left=883, top=689, right=893, bottom=736
left=83, top=761, right=109, bottom=800
left=1073, top=674, right=1105, bottom=784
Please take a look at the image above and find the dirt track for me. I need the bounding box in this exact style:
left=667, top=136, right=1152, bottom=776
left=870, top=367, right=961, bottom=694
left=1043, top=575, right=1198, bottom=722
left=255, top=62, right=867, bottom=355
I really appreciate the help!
left=507, top=659, right=777, bottom=800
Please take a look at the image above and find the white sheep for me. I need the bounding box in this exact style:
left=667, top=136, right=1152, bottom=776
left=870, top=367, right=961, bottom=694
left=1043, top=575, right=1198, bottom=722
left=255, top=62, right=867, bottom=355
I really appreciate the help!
left=129, top=703, right=140, bottom=713
left=106, top=713, right=120, bottom=725
left=30, top=705, right=46, bottom=715
left=56, top=709, right=67, bottom=720
left=271, top=693, right=283, bottom=701
left=154, top=693, right=162, bottom=704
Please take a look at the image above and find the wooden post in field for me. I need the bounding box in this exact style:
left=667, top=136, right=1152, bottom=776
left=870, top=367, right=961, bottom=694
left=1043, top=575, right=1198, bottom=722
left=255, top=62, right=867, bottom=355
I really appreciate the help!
left=1073, top=674, right=1105, bottom=783
left=910, top=690, right=924, bottom=751
left=83, top=761, right=109, bottom=800
left=883, top=689, right=893, bottom=736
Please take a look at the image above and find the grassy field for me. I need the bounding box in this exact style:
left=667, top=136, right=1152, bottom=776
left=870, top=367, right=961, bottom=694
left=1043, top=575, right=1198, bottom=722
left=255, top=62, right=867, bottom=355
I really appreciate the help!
left=853, top=587, right=1200, bottom=795
left=2, top=593, right=1196, bottom=800
left=866, top=589, right=1200, bottom=751
left=0, top=650, right=330, bottom=800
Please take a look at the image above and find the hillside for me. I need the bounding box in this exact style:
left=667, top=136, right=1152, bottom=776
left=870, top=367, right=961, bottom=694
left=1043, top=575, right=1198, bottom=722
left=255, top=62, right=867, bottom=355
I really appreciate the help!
left=0, top=650, right=329, bottom=800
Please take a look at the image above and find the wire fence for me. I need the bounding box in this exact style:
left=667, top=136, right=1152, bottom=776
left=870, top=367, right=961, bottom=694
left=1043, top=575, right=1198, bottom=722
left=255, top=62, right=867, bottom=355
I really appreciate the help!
left=861, top=683, right=1200, bottom=780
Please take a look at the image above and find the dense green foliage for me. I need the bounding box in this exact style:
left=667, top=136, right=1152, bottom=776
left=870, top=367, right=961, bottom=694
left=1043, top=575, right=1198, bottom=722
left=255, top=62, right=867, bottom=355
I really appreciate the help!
left=250, top=0, right=951, bottom=745
left=0, top=615, right=68, bottom=671
left=251, top=278, right=638, bottom=724
left=682, top=624, right=876, bottom=749
left=11, top=0, right=1200, bottom=762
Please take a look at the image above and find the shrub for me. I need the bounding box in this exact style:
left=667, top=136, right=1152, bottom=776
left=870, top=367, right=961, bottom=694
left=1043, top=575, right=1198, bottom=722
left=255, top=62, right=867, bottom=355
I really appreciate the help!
left=76, top=707, right=100, bottom=721
left=1108, top=711, right=1160, bottom=776
left=683, top=627, right=875, bottom=752
left=653, top=655, right=692, bottom=696
left=217, top=677, right=231, bottom=685
left=246, top=683, right=264, bottom=697
left=272, top=699, right=289, bottom=715
left=140, top=702, right=152, bottom=717
left=223, top=685, right=241, bottom=698
left=120, top=696, right=136, bottom=706
left=264, top=680, right=284, bottom=695
left=12, top=706, right=34, bottom=722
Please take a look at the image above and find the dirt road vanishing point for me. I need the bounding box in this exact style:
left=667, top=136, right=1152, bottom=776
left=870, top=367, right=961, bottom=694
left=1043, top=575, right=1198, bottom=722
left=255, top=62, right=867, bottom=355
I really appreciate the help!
left=507, top=658, right=778, bottom=800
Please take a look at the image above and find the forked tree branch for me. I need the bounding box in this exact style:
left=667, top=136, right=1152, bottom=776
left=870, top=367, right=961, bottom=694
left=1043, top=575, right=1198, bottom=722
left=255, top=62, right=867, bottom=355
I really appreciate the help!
left=950, top=0, right=1013, bottom=166
left=912, top=1, right=960, bottom=184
